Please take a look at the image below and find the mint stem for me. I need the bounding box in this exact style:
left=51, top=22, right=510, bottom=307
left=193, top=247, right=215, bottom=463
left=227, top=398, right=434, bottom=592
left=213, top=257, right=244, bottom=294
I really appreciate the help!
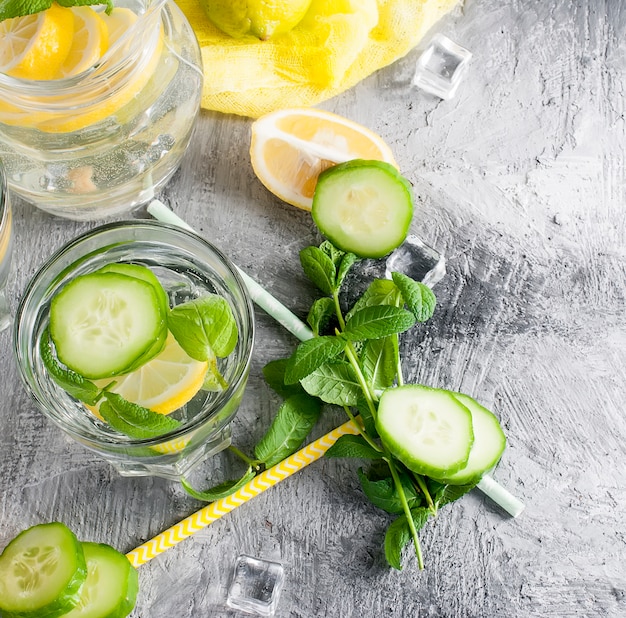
left=333, top=291, right=346, bottom=331
left=342, top=407, right=382, bottom=453
left=386, top=455, right=424, bottom=570
left=228, top=445, right=258, bottom=468
left=413, top=474, right=436, bottom=515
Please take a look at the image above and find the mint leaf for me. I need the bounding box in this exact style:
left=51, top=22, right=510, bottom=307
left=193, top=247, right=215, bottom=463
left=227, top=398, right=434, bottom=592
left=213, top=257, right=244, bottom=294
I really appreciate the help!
left=0, top=0, right=112, bottom=20
left=325, top=434, right=381, bottom=459
left=344, top=305, right=415, bottom=341
left=168, top=295, right=238, bottom=361
left=360, top=336, right=398, bottom=391
left=181, top=469, right=255, bottom=502
left=307, top=297, right=335, bottom=336
left=346, top=278, right=403, bottom=320
left=299, top=246, right=336, bottom=295
left=319, top=240, right=345, bottom=267
left=426, top=478, right=478, bottom=509
left=254, top=393, right=321, bottom=467
left=336, top=252, right=358, bottom=289
left=384, top=515, right=411, bottom=570
left=57, top=0, right=113, bottom=12
left=99, top=392, right=181, bottom=439
left=284, top=335, right=345, bottom=384
left=384, top=508, right=430, bottom=570
left=300, top=360, right=361, bottom=406
left=40, top=329, right=101, bottom=406
left=391, top=272, right=436, bottom=322
left=262, top=358, right=305, bottom=398
left=357, top=467, right=421, bottom=514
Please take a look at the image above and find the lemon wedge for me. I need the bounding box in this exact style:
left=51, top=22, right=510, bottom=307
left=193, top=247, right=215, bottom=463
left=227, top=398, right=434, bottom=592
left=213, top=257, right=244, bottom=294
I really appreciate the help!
left=250, top=107, right=398, bottom=211
left=0, top=4, right=74, bottom=80
left=91, top=333, right=208, bottom=417
left=56, top=6, right=109, bottom=78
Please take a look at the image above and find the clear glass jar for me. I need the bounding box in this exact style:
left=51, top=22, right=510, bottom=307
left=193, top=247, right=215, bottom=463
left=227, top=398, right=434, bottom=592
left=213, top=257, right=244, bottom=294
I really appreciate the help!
left=0, top=0, right=203, bottom=220
left=14, top=221, right=255, bottom=480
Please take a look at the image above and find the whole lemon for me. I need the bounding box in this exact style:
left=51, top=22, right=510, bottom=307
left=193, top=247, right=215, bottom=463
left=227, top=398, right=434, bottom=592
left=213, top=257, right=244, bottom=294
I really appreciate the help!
left=202, top=0, right=313, bottom=40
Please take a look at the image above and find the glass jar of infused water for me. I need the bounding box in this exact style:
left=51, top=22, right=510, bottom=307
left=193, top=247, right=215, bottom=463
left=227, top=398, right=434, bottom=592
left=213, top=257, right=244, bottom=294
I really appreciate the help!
left=0, top=0, right=203, bottom=220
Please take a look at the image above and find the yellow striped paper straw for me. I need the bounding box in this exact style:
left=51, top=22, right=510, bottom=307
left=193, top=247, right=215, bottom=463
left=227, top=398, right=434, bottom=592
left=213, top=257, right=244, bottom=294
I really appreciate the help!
left=126, top=419, right=360, bottom=568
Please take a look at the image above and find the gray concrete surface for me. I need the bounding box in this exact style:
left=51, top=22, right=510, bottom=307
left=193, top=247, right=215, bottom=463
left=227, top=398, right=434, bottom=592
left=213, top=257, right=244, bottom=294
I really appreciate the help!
left=1, top=0, right=625, bottom=616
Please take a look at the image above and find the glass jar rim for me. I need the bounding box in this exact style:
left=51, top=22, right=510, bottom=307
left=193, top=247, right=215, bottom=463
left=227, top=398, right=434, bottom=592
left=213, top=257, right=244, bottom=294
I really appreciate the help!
left=14, top=220, right=256, bottom=449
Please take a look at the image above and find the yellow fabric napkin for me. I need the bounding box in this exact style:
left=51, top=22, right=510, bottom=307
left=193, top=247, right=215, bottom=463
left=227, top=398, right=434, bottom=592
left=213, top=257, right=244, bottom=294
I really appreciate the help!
left=175, top=0, right=461, bottom=118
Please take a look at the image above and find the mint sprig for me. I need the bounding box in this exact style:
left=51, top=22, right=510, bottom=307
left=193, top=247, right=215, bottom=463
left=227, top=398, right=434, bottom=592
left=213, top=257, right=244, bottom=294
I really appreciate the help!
left=176, top=241, right=493, bottom=572
left=0, top=0, right=113, bottom=21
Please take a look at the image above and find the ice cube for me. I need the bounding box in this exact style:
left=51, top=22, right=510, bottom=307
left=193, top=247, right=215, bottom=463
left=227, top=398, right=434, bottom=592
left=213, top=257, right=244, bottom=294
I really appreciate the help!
left=226, top=555, right=285, bottom=616
left=412, top=34, right=472, bottom=99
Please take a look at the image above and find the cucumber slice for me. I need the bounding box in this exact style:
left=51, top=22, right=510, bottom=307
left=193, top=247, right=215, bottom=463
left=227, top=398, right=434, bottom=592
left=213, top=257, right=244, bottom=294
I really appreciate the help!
left=376, top=384, right=474, bottom=477
left=311, top=159, right=413, bottom=258
left=97, top=263, right=169, bottom=316
left=433, top=393, right=507, bottom=485
left=49, top=271, right=167, bottom=380
left=59, top=542, right=138, bottom=618
left=0, top=522, right=86, bottom=617
left=96, top=264, right=169, bottom=367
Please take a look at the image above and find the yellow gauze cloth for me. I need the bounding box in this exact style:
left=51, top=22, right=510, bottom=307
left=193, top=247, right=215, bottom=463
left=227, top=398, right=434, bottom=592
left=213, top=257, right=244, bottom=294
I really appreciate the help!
left=175, top=0, right=461, bottom=118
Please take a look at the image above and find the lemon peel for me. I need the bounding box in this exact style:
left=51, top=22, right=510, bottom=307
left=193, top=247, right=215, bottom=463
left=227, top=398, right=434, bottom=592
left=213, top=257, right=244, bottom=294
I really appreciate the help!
left=0, top=4, right=74, bottom=80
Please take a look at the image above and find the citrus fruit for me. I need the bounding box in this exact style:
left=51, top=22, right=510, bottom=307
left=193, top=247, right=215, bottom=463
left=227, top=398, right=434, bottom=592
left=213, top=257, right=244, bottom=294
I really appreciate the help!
left=56, top=6, right=109, bottom=78
left=250, top=108, right=398, bottom=211
left=202, top=0, right=313, bottom=40
left=100, top=7, right=138, bottom=46
left=92, top=333, right=209, bottom=416
left=0, top=3, right=74, bottom=80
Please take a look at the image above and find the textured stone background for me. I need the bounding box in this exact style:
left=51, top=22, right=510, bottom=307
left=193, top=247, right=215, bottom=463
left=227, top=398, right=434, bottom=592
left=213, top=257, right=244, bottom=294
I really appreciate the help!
left=1, top=0, right=625, bottom=616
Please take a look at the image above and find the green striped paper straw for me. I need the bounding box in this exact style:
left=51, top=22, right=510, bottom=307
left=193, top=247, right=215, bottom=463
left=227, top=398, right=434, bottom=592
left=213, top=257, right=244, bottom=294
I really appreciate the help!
left=146, top=200, right=524, bottom=518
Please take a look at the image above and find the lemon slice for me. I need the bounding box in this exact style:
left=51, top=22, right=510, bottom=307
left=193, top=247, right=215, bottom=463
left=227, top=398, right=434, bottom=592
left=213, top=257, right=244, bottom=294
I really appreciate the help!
left=100, top=7, right=138, bottom=46
left=56, top=6, right=109, bottom=78
left=250, top=108, right=398, bottom=211
left=92, top=333, right=208, bottom=416
left=0, top=4, right=74, bottom=80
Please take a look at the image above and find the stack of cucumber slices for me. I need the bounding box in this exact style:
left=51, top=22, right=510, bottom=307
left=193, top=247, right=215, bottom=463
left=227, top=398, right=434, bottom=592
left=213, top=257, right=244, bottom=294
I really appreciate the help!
left=376, top=385, right=506, bottom=485
left=0, top=522, right=137, bottom=618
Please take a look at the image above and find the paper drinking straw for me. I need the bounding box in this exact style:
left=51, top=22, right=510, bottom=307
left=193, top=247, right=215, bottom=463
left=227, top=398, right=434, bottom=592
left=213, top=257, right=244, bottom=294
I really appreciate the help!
left=126, top=419, right=360, bottom=568
left=146, top=200, right=524, bottom=518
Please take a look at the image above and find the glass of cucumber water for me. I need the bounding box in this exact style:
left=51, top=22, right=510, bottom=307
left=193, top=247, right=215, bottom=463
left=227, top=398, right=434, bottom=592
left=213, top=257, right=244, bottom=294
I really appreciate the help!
left=14, top=221, right=255, bottom=480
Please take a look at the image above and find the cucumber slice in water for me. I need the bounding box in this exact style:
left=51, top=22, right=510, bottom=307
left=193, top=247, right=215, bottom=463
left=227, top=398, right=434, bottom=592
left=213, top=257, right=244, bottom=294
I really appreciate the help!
left=433, top=392, right=507, bottom=485
left=376, top=384, right=474, bottom=478
left=0, top=522, right=87, bottom=617
left=49, top=271, right=167, bottom=380
left=60, top=542, right=138, bottom=618
left=311, top=159, right=413, bottom=258
left=96, top=263, right=169, bottom=366
left=97, top=263, right=169, bottom=316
